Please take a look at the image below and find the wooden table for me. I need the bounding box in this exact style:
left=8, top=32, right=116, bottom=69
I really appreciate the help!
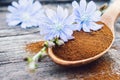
left=0, top=4, right=120, bottom=80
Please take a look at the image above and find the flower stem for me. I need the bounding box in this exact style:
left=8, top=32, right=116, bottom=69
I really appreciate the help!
left=32, top=47, right=47, bottom=61
left=28, top=46, right=47, bottom=70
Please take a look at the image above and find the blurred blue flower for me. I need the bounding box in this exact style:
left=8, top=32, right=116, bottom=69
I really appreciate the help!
left=72, top=0, right=103, bottom=32
left=6, top=0, right=45, bottom=28
left=40, top=6, right=75, bottom=42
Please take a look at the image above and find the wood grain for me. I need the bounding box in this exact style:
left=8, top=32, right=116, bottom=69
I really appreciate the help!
left=0, top=4, right=120, bottom=80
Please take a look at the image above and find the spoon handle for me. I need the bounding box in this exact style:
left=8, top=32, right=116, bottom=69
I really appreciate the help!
left=101, top=0, right=120, bottom=31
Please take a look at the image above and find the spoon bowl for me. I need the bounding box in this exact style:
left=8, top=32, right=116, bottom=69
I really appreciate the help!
left=47, top=0, right=120, bottom=66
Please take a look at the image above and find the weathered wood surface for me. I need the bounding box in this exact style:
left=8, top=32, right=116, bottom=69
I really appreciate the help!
left=0, top=4, right=120, bottom=80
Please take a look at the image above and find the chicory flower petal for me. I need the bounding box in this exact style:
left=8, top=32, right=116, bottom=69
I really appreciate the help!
left=40, top=6, right=75, bottom=42
left=6, top=0, right=45, bottom=28
left=72, top=0, right=103, bottom=32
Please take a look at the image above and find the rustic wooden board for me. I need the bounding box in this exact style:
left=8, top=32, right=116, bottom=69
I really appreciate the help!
left=0, top=4, right=120, bottom=80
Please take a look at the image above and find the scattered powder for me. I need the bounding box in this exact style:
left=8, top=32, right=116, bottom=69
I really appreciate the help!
left=26, top=41, right=44, bottom=54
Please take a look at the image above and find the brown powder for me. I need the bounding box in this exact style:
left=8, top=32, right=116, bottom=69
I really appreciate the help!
left=26, top=41, right=44, bottom=54
left=53, top=23, right=113, bottom=61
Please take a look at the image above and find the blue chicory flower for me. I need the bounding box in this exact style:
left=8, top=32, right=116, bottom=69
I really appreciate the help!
left=6, top=0, right=45, bottom=28
left=39, top=6, right=76, bottom=42
left=72, top=0, right=103, bottom=32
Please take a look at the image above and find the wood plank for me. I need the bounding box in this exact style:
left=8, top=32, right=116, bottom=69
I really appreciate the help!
left=1, top=52, right=120, bottom=80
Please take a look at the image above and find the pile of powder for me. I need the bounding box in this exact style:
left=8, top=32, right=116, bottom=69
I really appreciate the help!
left=53, top=23, right=113, bottom=61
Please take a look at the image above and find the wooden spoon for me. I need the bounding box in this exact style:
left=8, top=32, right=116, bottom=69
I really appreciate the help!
left=47, top=0, right=120, bottom=66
